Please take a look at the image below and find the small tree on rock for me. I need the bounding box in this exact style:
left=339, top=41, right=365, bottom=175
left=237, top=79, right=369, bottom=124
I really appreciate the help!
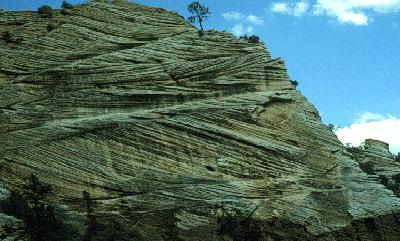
left=187, top=1, right=210, bottom=31
left=61, top=1, right=75, bottom=9
left=37, top=5, right=53, bottom=18
left=83, top=190, right=97, bottom=241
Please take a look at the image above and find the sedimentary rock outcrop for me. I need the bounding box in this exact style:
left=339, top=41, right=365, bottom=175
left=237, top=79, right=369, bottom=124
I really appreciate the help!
left=1, top=1, right=400, bottom=240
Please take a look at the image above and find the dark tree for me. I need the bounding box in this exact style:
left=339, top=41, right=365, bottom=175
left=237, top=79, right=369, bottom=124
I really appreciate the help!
left=3, top=31, right=13, bottom=43
left=83, top=190, right=97, bottom=241
left=290, top=80, right=299, bottom=87
left=37, top=5, right=53, bottom=18
left=162, top=210, right=182, bottom=241
left=248, top=35, right=260, bottom=43
left=0, top=174, right=59, bottom=241
left=187, top=2, right=210, bottom=31
left=22, top=174, right=52, bottom=209
left=394, top=153, right=400, bottom=162
left=217, top=213, right=263, bottom=241
left=61, top=1, right=75, bottom=9
left=239, top=34, right=249, bottom=41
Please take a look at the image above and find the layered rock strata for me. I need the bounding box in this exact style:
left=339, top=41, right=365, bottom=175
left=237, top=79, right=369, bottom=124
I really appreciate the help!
left=1, top=1, right=400, bottom=240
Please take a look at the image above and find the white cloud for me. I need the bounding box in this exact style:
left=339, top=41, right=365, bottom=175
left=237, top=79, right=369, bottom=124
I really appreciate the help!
left=231, top=24, right=255, bottom=36
left=270, top=1, right=309, bottom=16
left=271, top=3, right=291, bottom=14
left=294, top=1, right=310, bottom=16
left=336, top=112, right=400, bottom=153
left=270, top=0, right=400, bottom=25
left=247, top=15, right=265, bottom=26
left=222, top=11, right=244, bottom=21
left=222, top=12, right=264, bottom=36
left=313, top=0, right=400, bottom=25
left=232, top=24, right=246, bottom=36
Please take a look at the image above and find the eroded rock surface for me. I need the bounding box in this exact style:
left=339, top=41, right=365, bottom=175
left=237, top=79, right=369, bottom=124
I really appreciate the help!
left=1, top=1, right=400, bottom=240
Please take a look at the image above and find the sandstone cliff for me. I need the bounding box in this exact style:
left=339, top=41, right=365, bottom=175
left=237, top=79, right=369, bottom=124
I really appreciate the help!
left=1, top=1, right=400, bottom=240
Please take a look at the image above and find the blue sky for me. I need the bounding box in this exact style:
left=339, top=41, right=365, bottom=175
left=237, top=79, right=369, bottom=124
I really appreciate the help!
left=1, top=0, right=400, bottom=152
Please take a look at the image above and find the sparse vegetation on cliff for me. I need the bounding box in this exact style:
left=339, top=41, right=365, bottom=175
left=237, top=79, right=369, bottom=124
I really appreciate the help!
left=217, top=210, right=263, bottom=241
left=162, top=210, right=182, bottom=241
left=2, top=31, right=22, bottom=43
left=378, top=174, right=400, bottom=196
left=394, top=153, right=400, bottom=162
left=239, top=34, right=261, bottom=44
left=61, top=1, right=75, bottom=9
left=187, top=2, right=210, bottom=31
left=0, top=174, right=60, bottom=241
left=248, top=35, right=260, bottom=44
left=82, top=190, right=96, bottom=241
left=359, top=161, right=375, bottom=175
left=37, top=5, right=53, bottom=18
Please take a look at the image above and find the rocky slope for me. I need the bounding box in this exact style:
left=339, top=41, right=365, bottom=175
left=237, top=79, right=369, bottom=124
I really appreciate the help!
left=1, top=0, right=400, bottom=240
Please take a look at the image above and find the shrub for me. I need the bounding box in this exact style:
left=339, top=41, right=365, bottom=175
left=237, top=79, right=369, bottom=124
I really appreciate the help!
left=248, top=35, right=260, bottom=44
left=37, top=5, right=53, bottom=18
left=239, top=34, right=249, bottom=41
left=327, top=124, right=338, bottom=132
left=217, top=212, right=263, bottom=241
left=162, top=210, right=182, bottom=241
left=290, top=80, right=299, bottom=87
left=3, top=31, right=13, bottom=43
left=61, top=1, right=75, bottom=9
left=197, top=29, right=204, bottom=37
left=0, top=190, right=29, bottom=219
left=392, top=174, right=400, bottom=185
left=92, top=217, right=140, bottom=241
left=394, top=153, right=400, bottom=162
left=82, top=190, right=97, bottom=241
left=346, top=146, right=362, bottom=155
left=2, top=31, right=22, bottom=43
left=47, top=24, right=56, bottom=32
left=378, top=175, right=389, bottom=186
left=81, top=191, right=140, bottom=241
left=359, top=161, right=375, bottom=175
left=379, top=174, right=400, bottom=197
left=0, top=174, right=60, bottom=241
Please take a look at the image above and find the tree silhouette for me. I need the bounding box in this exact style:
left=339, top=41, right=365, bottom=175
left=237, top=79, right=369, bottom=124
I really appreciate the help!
left=82, top=190, right=97, bottom=241
left=187, top=2, right=210, bottom=31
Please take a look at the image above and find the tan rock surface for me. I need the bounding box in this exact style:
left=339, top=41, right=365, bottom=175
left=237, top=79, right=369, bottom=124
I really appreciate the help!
left=1, top=1, right=400, bottom=240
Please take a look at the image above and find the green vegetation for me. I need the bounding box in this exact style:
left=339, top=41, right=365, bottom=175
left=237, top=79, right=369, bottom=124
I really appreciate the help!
left=359, top=161, right=375, bottom=175
left=346, top=145, right=362, bottom=155
left=2, top=31, right=22, bottom=43
left=0, top=174, right=60, bottom=241
left=82, top=190, right=96, bottom=241
left=327, top=124, right=339, bottom=132
left=378, top=174, right=400, bottom=196
left=187, top=1, right=210, bottom=31
left=290, top=80, right=299, bottom=87
left=248, top=35, right=260, bottom=44
left=46, top=24, right=56, bottom=32
left=197, top=29, right=204, bottom=37
left=239, top=34, right=249, bottom=41
left=37, top=5, right=53, bottom=18
left=239, top=34, right=260, bottom=44
left=162, top=210, right=182, bottom=241
left=217, top=211, right=263, bottom=241
left=81, top=190, right=140, bottom=241
left=61, top=1, right=75, bottom=9
left=3, top=31, right=13, bottom=43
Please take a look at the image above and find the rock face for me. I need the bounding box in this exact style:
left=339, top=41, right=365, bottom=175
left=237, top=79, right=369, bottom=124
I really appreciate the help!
left=1, top=1, right=400, bottom=240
